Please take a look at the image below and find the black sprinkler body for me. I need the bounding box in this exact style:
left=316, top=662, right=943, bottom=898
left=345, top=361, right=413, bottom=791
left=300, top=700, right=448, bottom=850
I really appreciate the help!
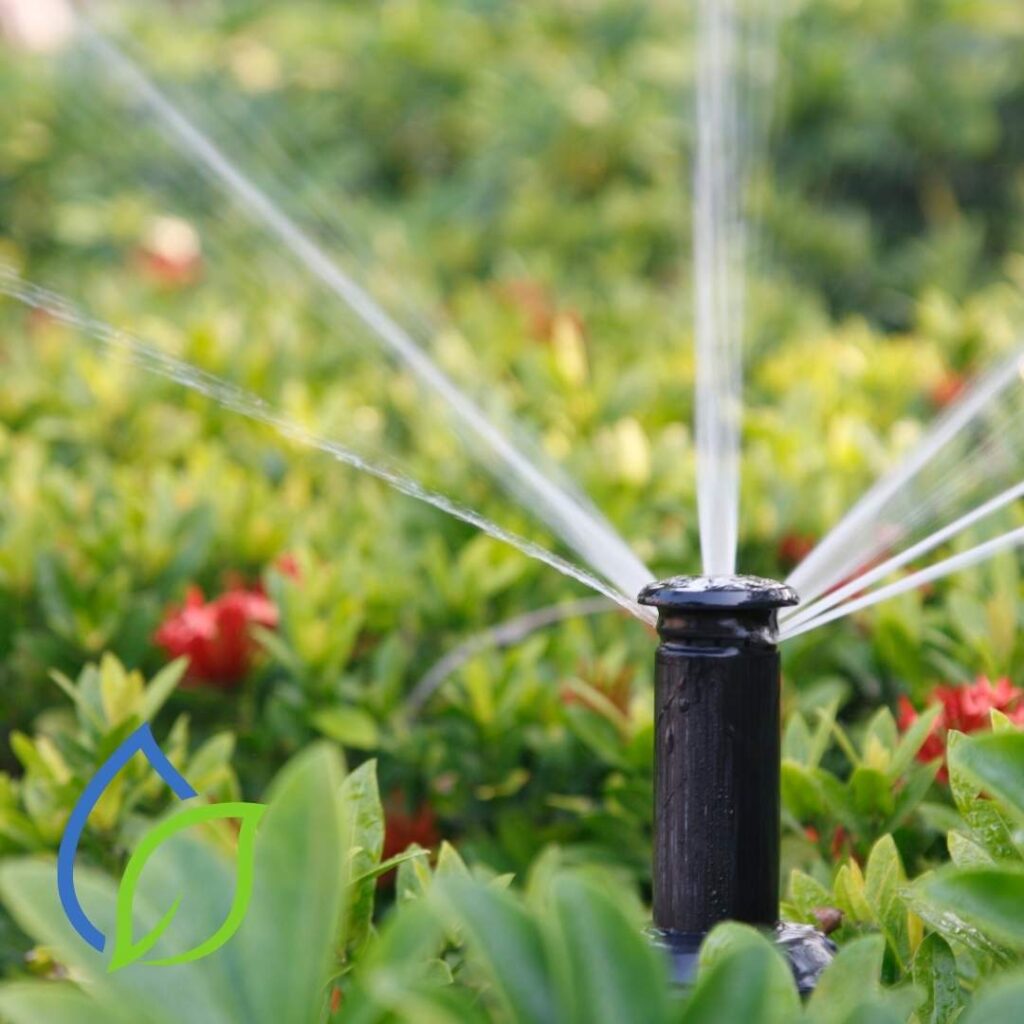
left=639, top=575, right=835, bottom=991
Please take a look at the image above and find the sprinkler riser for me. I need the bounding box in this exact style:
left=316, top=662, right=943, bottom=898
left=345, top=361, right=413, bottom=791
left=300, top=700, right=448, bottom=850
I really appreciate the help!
left=638, top=576, right=798, bottom=939
left=640, top=577, right=837, bottom=992
left=652, top=630, right=780, bottom=932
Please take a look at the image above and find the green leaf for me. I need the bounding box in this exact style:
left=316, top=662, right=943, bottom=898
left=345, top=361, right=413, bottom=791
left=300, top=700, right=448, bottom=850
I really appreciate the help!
left=340, top=760, right=385, bottom=953
left=916, top=865, right=1024, bottom=951
left=781, top=760, right=825, bottom=820
left=109, top=801, right=266, bottom=972
left=0, top=982, right=138, bottom=1024
left=947, top=732, right=1018, bottom=861
left=99, top=655, right=144, bottom=729
left=882, top=760, right=940, bottom=833
left=912, top=933, right=961, bottom=1024
left=959, top=972, right=1024, bottom=1024
left=235, top=743, right=350, bottom=1024
left=889, top=703, right=943, bottom=778
left=947, top=830, right=993, bottom=868
left=787, top=870, right=833, bottom=921
left=952, top=731, right=1024, bottom=823
left=804, top=935, right=885, bottom=1024
left=864, top=835, right=907, bottom=963
left=397, top=844, right=434, bottom=905
left=544, top=873, right=672, bottom=1024
left=431, top=875, right=558, bottom=1023
left=312, top=707, right=380, bottom=750
left=682, top=937, right=800, bottom=1024
left=849, top=766, right=894, bottom=818
left=343, top=899, right=473, bottom=1024
left=350, top=847, right=429, bottom=886
left=0, top=858, right=217, bottom=1022
left=138, top=659, right=188, bottom=722
left=434, top=841, right=471, bottom=880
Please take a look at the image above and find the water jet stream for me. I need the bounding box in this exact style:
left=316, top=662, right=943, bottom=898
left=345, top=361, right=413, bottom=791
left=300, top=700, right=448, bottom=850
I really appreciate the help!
left=781, top=479, right=1024, bottom=636
left=693, top=0, right=745, bottom=578
left=782, top=524, right=1024, bottom=641
left=71, top=19, right=654, bottom=601
left=786, top=348, right=1024, bottom=609
left=0, top=267, right=654, bottom=625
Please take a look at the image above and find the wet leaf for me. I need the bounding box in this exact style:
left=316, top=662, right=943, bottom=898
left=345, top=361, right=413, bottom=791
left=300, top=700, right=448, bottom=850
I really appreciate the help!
left=913, top=933, right=961, bottom=1024
left=916, top=865, right=1024, bottom=952
left=953, top=732, right=1024, bottom=823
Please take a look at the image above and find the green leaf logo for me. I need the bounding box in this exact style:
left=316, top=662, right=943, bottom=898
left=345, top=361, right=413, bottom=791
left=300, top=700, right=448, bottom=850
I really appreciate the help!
left=108, top=801, right=265, bottom=973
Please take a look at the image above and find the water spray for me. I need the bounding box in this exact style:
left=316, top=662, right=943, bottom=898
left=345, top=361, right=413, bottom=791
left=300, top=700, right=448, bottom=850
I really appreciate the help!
left=640, top=574, right=835, bottom=992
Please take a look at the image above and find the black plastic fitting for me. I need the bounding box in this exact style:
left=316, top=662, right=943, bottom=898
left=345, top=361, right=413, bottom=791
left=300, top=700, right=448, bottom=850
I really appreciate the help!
left=639, top=574, right=797, bottom=935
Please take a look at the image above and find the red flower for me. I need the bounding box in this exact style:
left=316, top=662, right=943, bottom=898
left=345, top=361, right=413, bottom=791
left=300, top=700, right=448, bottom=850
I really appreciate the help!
left=830, top=825, right=851, bottom=862
left=898, top=676, right=1024, bottom=781
left=929, top=371, right=967, bottom=410
left=378, top=791, right=440, bottom=888
left=777, top=532, right=816, bottom=569
left=274, top=552, right=302, bottom=581
left=154, top=584, right=278, bottom=688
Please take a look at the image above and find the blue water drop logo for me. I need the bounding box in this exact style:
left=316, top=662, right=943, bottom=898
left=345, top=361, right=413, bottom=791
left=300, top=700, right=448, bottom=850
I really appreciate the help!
left=56, top=722, right=197, bottom=953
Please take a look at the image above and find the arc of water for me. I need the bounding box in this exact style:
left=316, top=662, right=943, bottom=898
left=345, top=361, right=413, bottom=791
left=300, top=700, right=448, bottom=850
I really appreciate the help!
left=74, top=21, right=653, bottom=601
left=781, top=479, right=1024, bottom=636
left=786, top=348, right=1024, bottom=610
left=783, top=523, right=1024, bottom=641
left=694, top=0, right=744, bottom=577
left=1, top=268, right=654, bottom=623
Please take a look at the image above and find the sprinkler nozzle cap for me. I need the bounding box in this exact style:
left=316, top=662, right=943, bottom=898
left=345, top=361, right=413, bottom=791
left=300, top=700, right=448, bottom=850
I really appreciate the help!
left=638, top=574, right=799, bottom=612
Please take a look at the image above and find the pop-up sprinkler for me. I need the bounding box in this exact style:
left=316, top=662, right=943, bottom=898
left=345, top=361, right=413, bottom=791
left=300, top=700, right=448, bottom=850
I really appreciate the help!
left=639, top=575, right=836, bottom=993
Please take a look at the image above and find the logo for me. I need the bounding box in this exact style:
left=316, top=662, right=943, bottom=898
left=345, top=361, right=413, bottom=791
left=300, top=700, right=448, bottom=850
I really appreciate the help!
left=57, top=723, right=264, bottom=972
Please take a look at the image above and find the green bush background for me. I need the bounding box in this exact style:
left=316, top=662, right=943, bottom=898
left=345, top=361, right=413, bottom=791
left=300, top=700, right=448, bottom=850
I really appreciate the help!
left=3, top=0, right=1024, bottom=1019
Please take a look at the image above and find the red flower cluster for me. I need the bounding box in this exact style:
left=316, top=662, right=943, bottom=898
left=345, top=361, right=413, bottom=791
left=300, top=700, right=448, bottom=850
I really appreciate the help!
left=154, top=584, right=278, bottom=688
left=898, top=676, right=1024, bottom=781
left=379, top=791, right=441, bottom=888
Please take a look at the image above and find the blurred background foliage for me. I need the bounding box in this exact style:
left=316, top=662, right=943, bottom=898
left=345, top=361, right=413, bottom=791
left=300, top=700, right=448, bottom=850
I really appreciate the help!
left=2, top=0, right=1024, bottom=1000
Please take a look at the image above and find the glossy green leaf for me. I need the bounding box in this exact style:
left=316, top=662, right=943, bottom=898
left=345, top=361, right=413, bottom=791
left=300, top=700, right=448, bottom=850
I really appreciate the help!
left=913, top=933, right=961, bottom=1024
left=953, top=731, right=1024, bottom=823
left=917, top=865, right=1024, bottom=951
left=947, top=732, right=1019, bottom=861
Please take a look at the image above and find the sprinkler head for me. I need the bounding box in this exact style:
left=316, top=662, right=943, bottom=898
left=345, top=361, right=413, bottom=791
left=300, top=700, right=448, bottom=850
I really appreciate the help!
left=640, top=574, right=834, bottom=991
left=639, top=573, right=798, bottom=643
